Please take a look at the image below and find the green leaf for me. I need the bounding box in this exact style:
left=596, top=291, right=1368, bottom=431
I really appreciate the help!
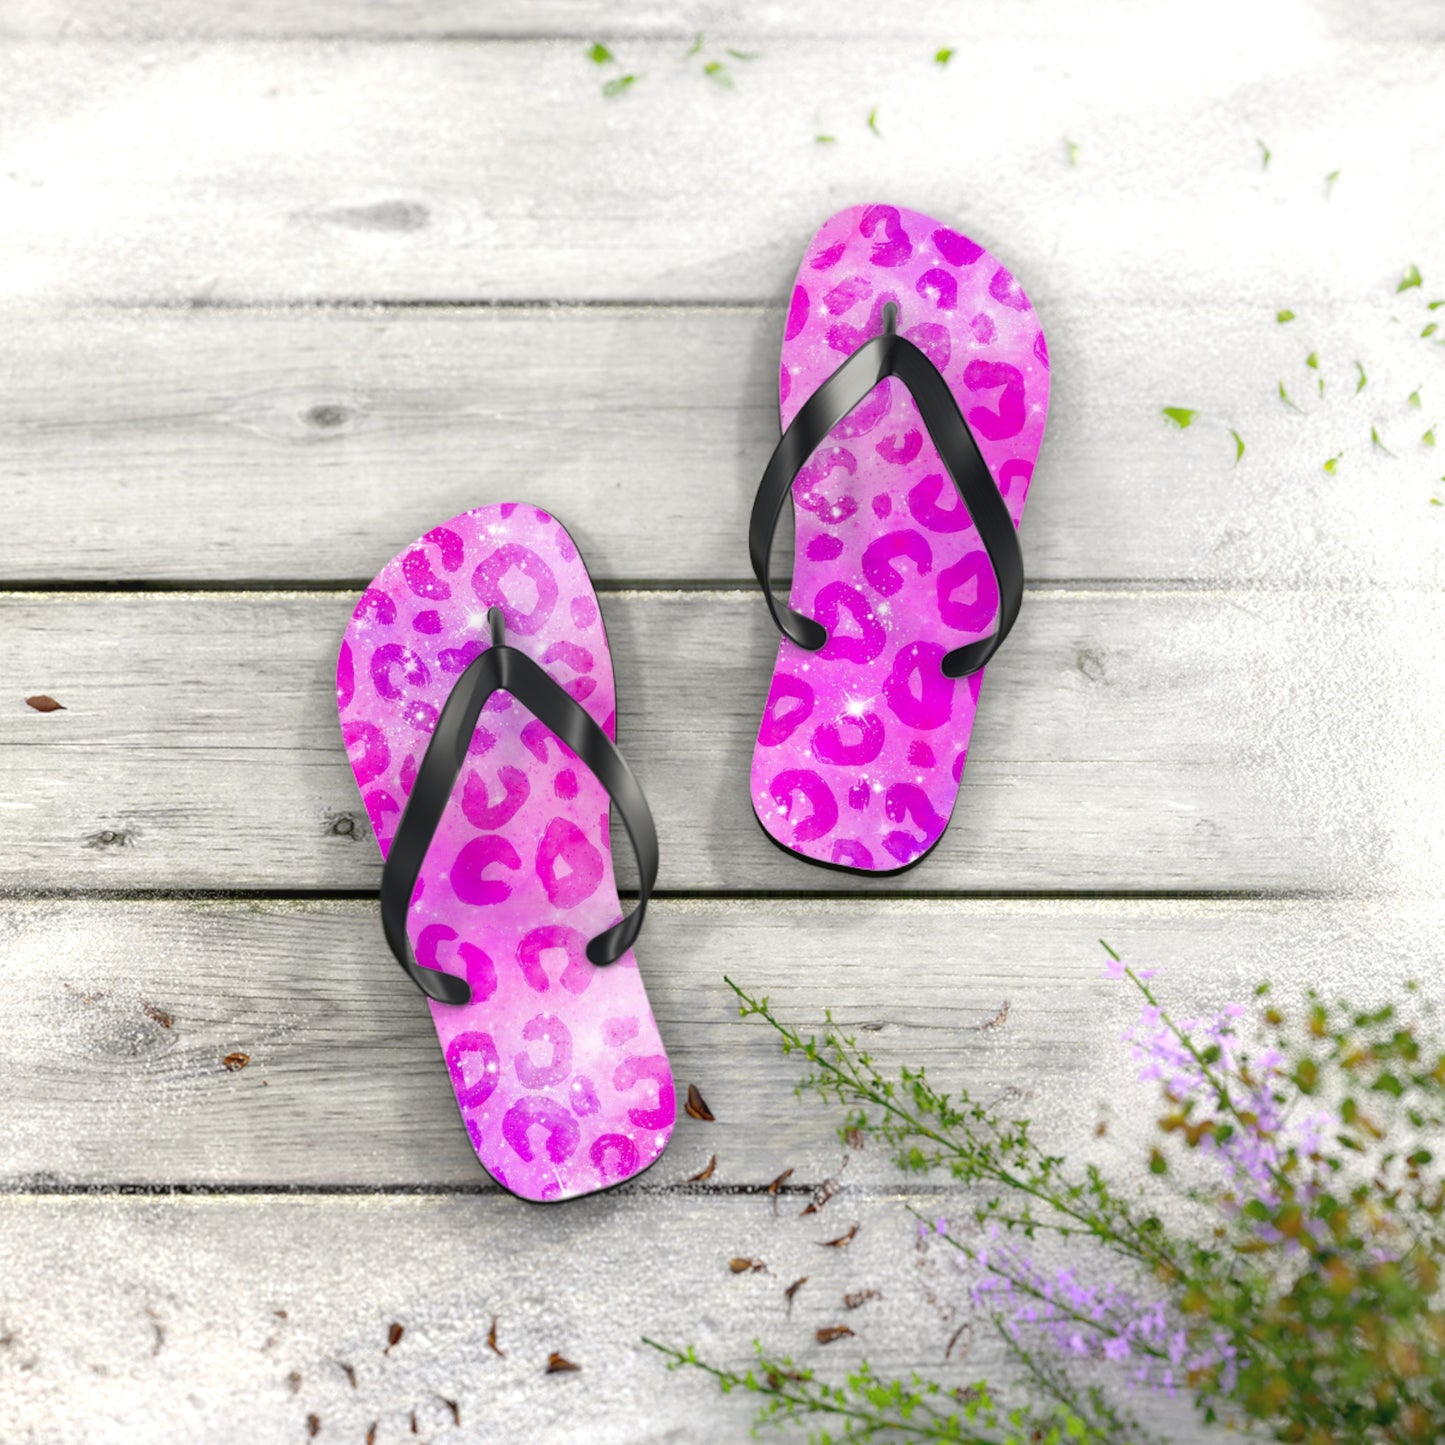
left=1431, top=299, right=1445, bottom=310
left=1149, top=1148, right=1168, bottom=1175
left=935, top=46, right=954, bottom=65
left=1423, top=322, right=1439, bottom=339
left=703, top=60, right=733, bottom=86
left=1323, top=453, right=1341, bottom=475
left=725, top=48, right=758, bottom=61
left=1372, top=424, right=1394, bottom=455
left=1258, top=138, right=1271, bottom=170
left=867, top=107, right=881, bottom=136
left=814, top=134, right=836, bottom=145
left=1325, top=168, right=1341, bottom=195
left=1306, top=351, right=1319, bottom=369
left=588, top=41, right=614, bottom=64
left=1065, top=138, right=1080, bottom=167
left=601, top=73, right=637, bottom=97
left=1398, top=263, right=1423, bottom=292
left=1354, top=361, right=1368, bottom=393
left=1161, top=406, right=1197, bottom=429
left=1278, top=379, right=1303, bottom=412
left=1425, top=429, right=1438, bottom=448
left=1231, top=429, right=1246, bottom=464
left=684, top=32, right=703, bottom=57
left=1276, top=309, right=1295, bottom=323
left=1409, top=388, right=1423, bottom=408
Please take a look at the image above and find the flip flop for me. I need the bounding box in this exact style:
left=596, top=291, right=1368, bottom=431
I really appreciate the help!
left=337, top=504, right=673, bottom=1202
left=748, top=204, right=1049, bottom=874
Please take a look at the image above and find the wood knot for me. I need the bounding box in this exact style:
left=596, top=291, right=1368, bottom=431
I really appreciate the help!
left=325, top=811, right=363, bottom=840
left=305, top=403, right=352, bottom=430
left=84, top=827, right=135, bottom=849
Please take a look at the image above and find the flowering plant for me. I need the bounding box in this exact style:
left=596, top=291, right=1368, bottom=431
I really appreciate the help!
left=650, top=947, right=1445, bottom=1442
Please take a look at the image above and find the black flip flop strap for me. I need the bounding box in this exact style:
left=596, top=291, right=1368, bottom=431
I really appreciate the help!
left=748, top=308, right=1024, bottom=679
left=380, top=609, right=659, bottom=1005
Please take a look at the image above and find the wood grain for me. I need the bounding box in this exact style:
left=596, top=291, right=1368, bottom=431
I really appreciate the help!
left=0, top=34, right=1439, bottom=307
left=8, top=587, right=1443, bottom=895
left=0, top=1189, right=1205, bottom=1445
left=4, top=304, right=1443, bottom=588
left=2, top=895, right=1438, bottom=1189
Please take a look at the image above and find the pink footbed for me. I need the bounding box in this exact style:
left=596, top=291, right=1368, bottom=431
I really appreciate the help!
left=338, top=504, right=673, bottom=1201
left=751, top=205, right=1050, bottom=872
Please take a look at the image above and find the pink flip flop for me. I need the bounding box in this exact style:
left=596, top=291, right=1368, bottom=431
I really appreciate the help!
left=748, top=204, right=1049, bottom=874
left=338, top=504, right=674, bottom=1201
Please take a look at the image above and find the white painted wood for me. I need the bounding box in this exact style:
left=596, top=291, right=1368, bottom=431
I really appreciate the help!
left=1, top=896, right=1439, bottom=1189
left=3, top=0, right=1440, bottom=42
left=0, top=26, right=1439, bottom=309
left=4, top=303, right=1443, bottom=588
left=0, top=1189, right=1225, bottom=1444
left=7, top=587, right=1444, bottom=894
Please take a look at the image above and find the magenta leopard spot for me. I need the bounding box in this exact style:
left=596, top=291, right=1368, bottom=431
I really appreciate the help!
left=757, top=672, right=814, bottom=748
left=516, top=924, right=592, bottom=995
left=535, top=817, right=604, bottom=909
left=450, top=834, right=522, bottom=906
left=883, top=641, right=955, bottom=730
left=461, top=764, right=530, bottom=831
left=769, top=768, right=839, bottom=842
left=502, top=1095, right=579, bottom=1165
left=613, top=1054, right=676, bottom=1130
left=932, top=227, right=984, bottom=267
left=514, top=1013, right=573, bottom=1089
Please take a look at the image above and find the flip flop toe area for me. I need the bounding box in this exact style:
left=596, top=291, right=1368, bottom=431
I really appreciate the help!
left=339, top=504, right=673, bottom=1201
left=751, top=205, right=1050, bottom=873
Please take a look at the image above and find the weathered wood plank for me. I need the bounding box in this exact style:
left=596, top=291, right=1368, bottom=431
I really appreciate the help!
left=7, top=588, right=1443, bottom=894
left=0, top=36, right=1439, bottom=305
left=0, top=1190, right=1224, bottom=1444
left=3, top=0, right=1439, bottom=42
left=3, top=304, right=1441, bottom=588
left=1, top=896, right=1439, bottom=1189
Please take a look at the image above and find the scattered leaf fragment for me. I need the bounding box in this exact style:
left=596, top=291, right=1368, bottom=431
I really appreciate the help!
left=222, top=1052, right=250, bottom=1072
left=725, top=48, right=758, bottom=61
left=1278, top=380, right=1303, bottom=412
left=439, top=1396, right=460, bottom=1426
left=1425, top=429, right=1437, bottom=448
left=1431, top=300, right=1445, bottom=310
left=814, top=134, right=836, bottom=145
left=1423, top=323, right=1439, bottom=339
left=687, top=1154, right=717, bottom=1182
left=487, top=1315, right=504, bottom=1358
left=801, top=1171, right=843, bottom=1216
left=1354, top=361, right=1368, bottom=393
left=1161, top=407, right=1196, bottom=429
left=1230, top=429, right=1246, bottom=465
left=820, top=1223, right=859, bottom=1249
left=366, top=1425, right=377, bottom=1445
left=684, top=1084, right=714, bottom=1121
left=1305, top=351, right=1319, bottom=370
left=337, top=1361, right=356, bottom=1389
left=288, top=1370, right=302, bottom=1394
left=1064, top=138, right=1079, bottom=167
left=766, top=1167, right=794, bottom=1197
left=1325, top=168, right=1341, bottom=196
left=976, top=1000, right=1010, bottom=1032
left=816, top=1325, right=855, bottom=1344
left=1323, top=454, right=1341, bottom=475
left=384, top=1322, right=404, bottom=1355
left=844, top=1288, right=881, bottom=1310
left=1257, top=139, right=1271, bottom=169
left=25, top=695, right=64, bottom=712
left=142, top=1002, right=174, bottom=1029
left=306, top=1416, right=320, bottom=1439
left=1094, top=1120, right=1108, bottom=1138
left=935, top=46, right=954, bottom=65
left=784, top=1277, right=809, bottom=1313
left=1409, top=387, right=1422, bottom=408
left=588, top=42, right=613, bottom=65
left=729, top=1257, right=767, bottom=1274
left=684, top=32, right=703, bottom=57
left=410, top=1412, right=418, bottom=1434
left=602, top=74, right=637, bottom=98
left=703, top=60, right=733, bottom=86
left=1276, top=309, right=1295, bottom=324
left=1372, top=425, right=1394, bottom=455
left=1398, top=263, right=1423, bottom=293
left=867, top=107, right=880, bottom=136
left=546, top=1352, right=581, bottom=1374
